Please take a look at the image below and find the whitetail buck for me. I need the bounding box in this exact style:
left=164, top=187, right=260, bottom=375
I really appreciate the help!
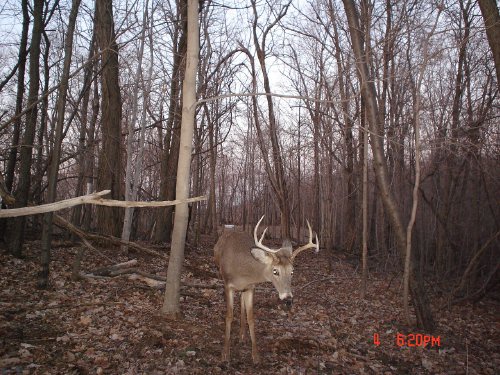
left=214, top=215, right=319, bottom=364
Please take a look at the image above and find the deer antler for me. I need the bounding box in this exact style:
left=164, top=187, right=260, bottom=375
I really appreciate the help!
left=253, top=215, right=281, bottom=253
left=291, top=219, right=319, bottom=262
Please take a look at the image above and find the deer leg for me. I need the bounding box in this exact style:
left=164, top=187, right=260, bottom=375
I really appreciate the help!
left=240, top=291, right=247, bottom=341
left=222, top=286, right=234, bottom=362
left=242, top=288, right=260, bottom=364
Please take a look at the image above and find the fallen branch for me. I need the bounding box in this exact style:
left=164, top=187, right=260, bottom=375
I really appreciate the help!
left=128, top=274, right=165, bottom=288
left=85, top=262, right=219, bottom=290
left=89, top=260, right=139, bottom=276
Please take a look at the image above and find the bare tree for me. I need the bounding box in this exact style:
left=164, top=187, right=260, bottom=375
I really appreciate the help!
left=6, top=0, right=44, bottom=257
left=0, top=0, right=29, bottom=241
left=71, top=32, right=97, bottom=231
left=95, top=0, right=124, bottom=237
left=342, top=0, right=434, bottom=331
left=162, top=0, right=199, bottom=317
left=248, top=0, right=293, bottom=238
left=403, top=7, right=442, bottom=324
left=39, top=0, right=82, bottom=288
left=121, top=0, right=153, bottom=250
left=154, top=0, right=187, bottom=243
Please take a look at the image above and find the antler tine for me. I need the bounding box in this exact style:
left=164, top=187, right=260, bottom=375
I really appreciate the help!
left=253, top=215, right=280, bottom=253
left=291, top=219, right=319, bottom=262
left=259, top=227, right=268, bottom=244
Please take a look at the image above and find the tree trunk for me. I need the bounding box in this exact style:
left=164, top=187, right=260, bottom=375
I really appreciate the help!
left=122, top=0, right=151, bottom=250
left=161, top=0, right=199, bottom=318
left=330, top=11, right=356, bottom=252
left=477, top=0, right=500, bottom=88
left=32, top=31, right=50, bottom=208
left=403, top=6, right=442, bottom=326
left=38, top=0, right=81, bottom=288
left=342, top=0, right=435, bottom=331
left=7, top=0, right=44, bottom=257
left=71, top=32, right=96, bottom=229
left=361, top=111, right=369, bottom=298
left=154, top=0, right=187, bottom=243
left=0, top=0, right=29, bottom=240
left=249, top=0, right=292, bottom=239
left=95, top=0, right=123, bottom=237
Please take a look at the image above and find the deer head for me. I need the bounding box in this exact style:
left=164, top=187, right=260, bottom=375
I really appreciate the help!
left=214, top=215, right=319, bottom=364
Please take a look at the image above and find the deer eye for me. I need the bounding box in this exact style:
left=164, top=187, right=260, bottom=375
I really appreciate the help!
left=273, top=268, right=279, bottom=276
left=291, top=269, right=294, bottom=276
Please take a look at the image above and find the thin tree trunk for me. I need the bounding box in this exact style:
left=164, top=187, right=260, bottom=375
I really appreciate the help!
left=361, top=114, right=369, bottom=298
left=329, top=9, right=356, bottom=252
left=0, top=0, right=29, bottom=240
left=342, top=0, right=435, bottom=331
left=154, top=0, right=187, bottom=242
left=162, top=0, right=199, bottom=318
left=82, top=71, right=100, bottom=231
left=7, top=0, right=44, bottom=257
left=403, top=8, right=441, bottom=325
left=32, top=30, right=50, bottom=207
left=121, top=0, right=151, bottom=250
left=4, top=0, right=29, bottom=193
left=38, top=0, right=81, bottom=288
left=71, top=31, right=96, bottom=229
left=250, top=0, right=292, bottom=238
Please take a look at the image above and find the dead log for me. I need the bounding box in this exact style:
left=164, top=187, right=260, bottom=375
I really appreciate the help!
left=89, top=260, right=139, bottom=276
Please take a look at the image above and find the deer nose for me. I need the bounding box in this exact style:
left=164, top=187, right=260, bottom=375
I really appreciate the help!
left=282, top=296, right=293, bottom=310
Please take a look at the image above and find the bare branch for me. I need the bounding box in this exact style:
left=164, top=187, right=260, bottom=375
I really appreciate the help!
left=0, top=190, right=207, bottom=218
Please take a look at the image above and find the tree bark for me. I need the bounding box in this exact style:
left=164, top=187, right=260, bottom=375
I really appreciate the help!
left=71, top=31, right=96, bottom=230
left=4, top=0, right=29, bottom=194
left=7, top=0, right=44, bottom=257
left=154, top=0, right=187, bottom=243
left=0, top=0, right=29, bottom=241
left=38, top=0, right=81, bottom=288
left=95, top=0, right=123, bottom=237
left=477, top=0, right=500, bottom=88
left=161, top=0, right=199, bottom=317
left=122, top=0, right=152, bottom=250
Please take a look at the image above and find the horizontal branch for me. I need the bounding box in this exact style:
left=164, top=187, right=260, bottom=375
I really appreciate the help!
left=195, top=91, right=352, bottom=107
left=0, top=190, right=111, bottom=218
left=92, top=195, right=207, bottom=208
left=0, top=190, right=207, bottom=218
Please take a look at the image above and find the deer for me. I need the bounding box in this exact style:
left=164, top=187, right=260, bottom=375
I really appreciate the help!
left=214, top=215, right=319, bottom=364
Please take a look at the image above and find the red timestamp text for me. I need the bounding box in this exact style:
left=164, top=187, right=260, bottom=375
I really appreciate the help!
left=373, top=333, right=441, bottom=347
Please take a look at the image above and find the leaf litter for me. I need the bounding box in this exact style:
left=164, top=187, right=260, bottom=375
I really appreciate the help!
left=0, top=237, right=498, bottom=374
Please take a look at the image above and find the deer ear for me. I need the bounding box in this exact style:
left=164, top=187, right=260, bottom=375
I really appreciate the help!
left=251, top=248, right=274, bottom=264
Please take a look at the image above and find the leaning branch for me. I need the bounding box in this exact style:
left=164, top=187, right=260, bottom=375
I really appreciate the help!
left=53, top=213, right=166, bottom=259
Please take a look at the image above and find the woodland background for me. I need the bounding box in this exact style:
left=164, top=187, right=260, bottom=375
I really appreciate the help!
left=0, top=0, right=499, bottom=373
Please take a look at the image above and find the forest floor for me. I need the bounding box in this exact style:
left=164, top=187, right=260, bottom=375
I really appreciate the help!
left=0, top=235, right=498, bottom=374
